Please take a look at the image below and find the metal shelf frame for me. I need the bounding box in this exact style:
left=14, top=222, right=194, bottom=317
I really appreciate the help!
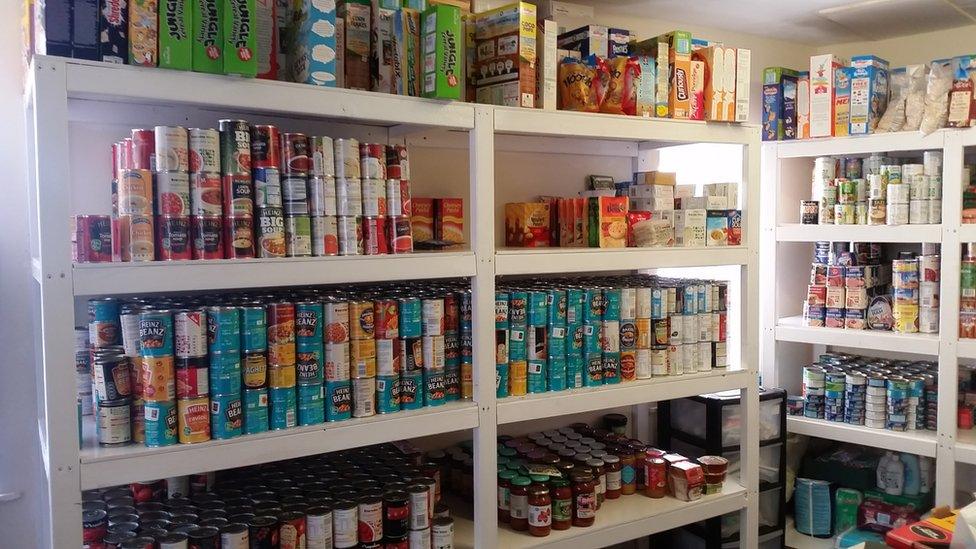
left=26, top=55, right=761, bottom=548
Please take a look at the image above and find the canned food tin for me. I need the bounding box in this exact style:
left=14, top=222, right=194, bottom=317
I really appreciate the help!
left=279, top=510, right=307, bottom=549
left=334, top=138, right=360, bottom=179
left=324, top=300, right=350, bottom=343
left=349, top=301, right=375, bottom=340
left=141, top=355, right=176, bottom=401
left=399, top=337, right=422, bottom=372
left=210, top=393, right=243, bottom=439
left=269, top=386, right=297, bottom=430
left=218, top=523, right=249, bottom=549
left=156, top=171, right=191, bottom=217
left=390, top=216, right=413, bottom=254
left=310, top=136, right=335, bottom=176
left=285, top=215, right=312, bottom=257
left=250, top=124, right=280, bottom=170
left=307, top=175, right=333, bottom=216
left=424, top=369, right=446, bottom=406
left=119, top=169, right=154, bottom=216
left=221, top=173, right=254, bottom=217
left=337, top=216, right=362, bottom=256
left=361, top=178, right=383, bottom=217
left=309, top=215, right=339, bottom=257
left=96, top=399, right=131, bottom=445
left=360, top=143, right=386, bottom=179
left=325, top=343, right=350, bottom=381
left=400, top=370, right=424, bottom=410
left=176, top=363, right=208, bottom=399
left=352, top=344, right=376, bottom=378
left=192, top=215, right=223, bottom=259
left=335, top=177, right=362, bottom=217
left=423, top=299, right=445, bottom=336
left=363, top=216, right=389, bottom=255
left=177, top=397, right=211, bottom=443
left=174, top=310, right=207, bottom=358
left=408, top=528, right=431, bottom=549
left=144, top=400, right=178, bottom=447
left=376, top=338, right=400, bottom=375
left=243, top=388, right=269, bottom=434
left=253, top=167, right=282, bottom=211
left=423, top=336, right=446, bottom=371
left=224, top=216, right=255, bottom=259
left=88, top=298, right=121, bottom=347
left=207, top=306, right=241, bottom=355
left=800, top=200, right=819, bottom=224
left=189, top=128, right=220, bottom=174
left=297, top=383, right=325, bottom=425
left=386, top=145, right=410, bottom=180
left=239, top=305, right=267, bottom=352
left=269, top=364, right=297, bottom=388
left=398, top=298, right=422, bottom=338
left=128, top=398, right=145, bottom=444
left=93, top=354, right=132, bottom=401
left=242, top=351, right=268, bottom=389
left=352, top=377, right=376, bottom=417
left=155, top=125, right=189, bottom=173
left=267, top=302, right=296, bottom=366
left=297, top=348, right=323, bottom=385
left=139, top=310, right=173, bottom=358
left=508, top=360, right=527, bottom=395
left=372, top=300, right=399, bottom=340
left=444, top=365, right=462, bottom=400
left=376, top=375, right=400, bottom=414
left=219, top=120, right=251, bottom=175
left=281, top=175, right=308, bottom=215
left=325, top=380, right=352, bottom=421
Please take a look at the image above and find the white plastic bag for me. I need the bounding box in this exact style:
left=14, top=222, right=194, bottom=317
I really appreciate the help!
left=920, top=61, right=953, bottom=135
left=876, top=69, right=907, bottom=132
left=904, top=64, right=928, bottom=131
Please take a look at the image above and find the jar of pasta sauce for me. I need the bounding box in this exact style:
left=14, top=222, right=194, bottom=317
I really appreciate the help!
left=603, top=454, right=621, bottom=499
left=644, top=457, right=668, bottom=499
left=585, top=458, right=606, bottom=508
left=498, top=470, right=515, bottom=523
left=509, top=476, right=531, bottom=531
left=550, top=479, right=572, bottom=531
left=571, top=472, right=596, bottom=527
left=527, top=479, right=551, bottom=537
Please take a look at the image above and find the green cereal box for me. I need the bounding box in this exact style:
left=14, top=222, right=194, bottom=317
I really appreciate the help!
left=223, top=0, right=257, bottom=76
left=160, top=0, right=193, bottom=70
left=421, top=4, right=462, bottom=100
left=192, top=0, right=223, bottom=73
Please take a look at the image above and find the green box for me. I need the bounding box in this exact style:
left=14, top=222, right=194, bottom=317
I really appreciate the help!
left=223, top=0, right=256, bottom=76
left=160, top=0, right=193, bottom=70
left=421, top=4, right=462, bottom=100
left=191, top=0, right=223, bottom=73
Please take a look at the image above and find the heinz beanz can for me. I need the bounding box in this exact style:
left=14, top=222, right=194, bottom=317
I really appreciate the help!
left=326, top=380, right=352, bottom=421
left=398, top=297, right=423, bottom=338
left=424, top=369, right=445, bottom=406
left=298, top=383, right=325, bottom=426
left=210, top=393, right=243, bottom=439
left=376, top=374, right=400, bottom=414
left=269, top=386, right=297, bottom=430
left=244, top=387, right=269, bottom=434
left=400, top=370, right=423, bottom=410
left=144, top=400, right=178, bottom=447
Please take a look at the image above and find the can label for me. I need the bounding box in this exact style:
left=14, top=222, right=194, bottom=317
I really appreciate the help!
left=310, top=136, right=335, bottom=176
left=96, top=402, right=131, bottom=445
left=325, top=301, right=350, bottom=343
left=155, top=216, right=191, bottom=260
left=325, top=343, right=350, bottom=381
left=376, top=375, right=400, bottom=413
left=297, top=348, right=323, bottom=384
left=253, top=166, right=282, bottom=208
left=352, top=377, right=376, bottom=417
left=144, top=400, right=178, bottom=447
left=400, top=371, right=423, bottom=409
left=251, top=125, right=280, bottom=170
left=243, top=351, right=268, bottom=388
left=207, top=307, right=241, bottom=354
left=326, top=381, right=352, bottom=421
left=189, top=128, right=220, bottom=173
left=175, top=310, right=207, bottom=358
left=281, top=133, right=310, bottom=174
left=336, top=177, right=363, bottom=216
left=269, top=386, right=297, bottom=429
left=349, top=301, right=375, bottom=340
left=243, top=388, right=269, bottom=434
left=240, top=306, right=267, bottom=351
left=334, top=138, right=361, bottom=178
left=285, top=215, right=312, bottom=257
left=210, top=393, right=243, bottom=439
left=376, top=338, right=400, bottom=375
left=192, top=215, right=223, bottom=259
left=400, top=337, right=423, bottom=372
left=177, top=397, right=211, bottom=443
left=176, top=365, right=209, bottom=398
left=140, top=312, right=174, bottom=357
left=311, top=215, right=339, bottom=256
left=424, top=369, right=446, bottom=406
left=219, top=120, right=251, bottom=174
left=338, top=216, right=362, bottom=256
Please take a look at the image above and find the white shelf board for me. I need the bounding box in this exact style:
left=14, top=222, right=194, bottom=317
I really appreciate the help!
left=79, top=402, right=478, bottom=490
left=71, top=251, right=476, bottom=295
left=44, top=56, right=475, bottom=129
left=958, top=339, right=976, bottom=359
left=776, top=223, right=943, bottom=243
left=496, top=369, right=752, bottom=425
left=956, top=430, right=976, bottom=465
left=787, top=416, right=937, bottom=457
left=959, top=224, right=976, bottom=243
left=493, top=105, right=757, bottom=145
left=775, top=316, right=940, bottom=355
left=495, top=246, right=749, bottom=276
left=772, top=130, right=946, bottom=158
left=454, top=479, right=746, bottom=549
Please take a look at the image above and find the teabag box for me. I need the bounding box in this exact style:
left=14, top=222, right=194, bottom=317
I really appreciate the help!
left=810, top=54, right=847, bottom=137
left=472, top=2, right=537, bottom=107
left=849, top=55, right=890, bottom=135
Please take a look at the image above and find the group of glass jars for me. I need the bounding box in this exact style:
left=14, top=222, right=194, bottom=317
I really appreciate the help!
left=496, top=419, right=671, bottom=537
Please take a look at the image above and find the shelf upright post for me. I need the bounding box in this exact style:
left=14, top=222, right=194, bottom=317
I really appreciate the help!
left=940, top=132, right=965, bottom=504
left=738, top=133, right=762, bottom=548
left=28, top=56, right=82, bottom=548
left=759, top=144, right=780, bottom=387
left=470, top=105, right=498, bottom=548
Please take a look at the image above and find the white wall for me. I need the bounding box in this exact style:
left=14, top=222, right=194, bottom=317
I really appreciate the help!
left=817, top=24, right=976, bottom=66
left=0, top=2, right=43, bottom=548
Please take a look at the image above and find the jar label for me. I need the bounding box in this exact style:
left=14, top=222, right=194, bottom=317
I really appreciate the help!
left=575, top=493, right=596, bottom=519
left=529, top=504, right=552, bottom=527
left=606, top=470, right=622, bottom=491
left=510, top=494, right=528, bottom=519
left=621, top=465, right=636, bottom=485
left=497, top=487, right=510, bottom=510
left=553, top=498, right=572, bottom=522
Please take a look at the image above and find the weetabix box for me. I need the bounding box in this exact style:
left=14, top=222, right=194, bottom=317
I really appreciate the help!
left=797, top=71, right=810, bottom=138
left=254, top=0, right=277, bottom=79
left=761, top=67, right=798, bottom=141
left=833, top=66, right=852, bottom=137
left=159, top=0, right=192, bottom=70
left=371, top=1, right=396, bottom=93
left=472, top=2, right=537, bottom=108
left=191, top=0, right=222, bottom=73
left=557, top=24, right=607, bottom=57
left=289, top=0, right=337, bottom=86
left=130, top=0, right=159, bottom=66
left=422, top=3, right=463, bottom=100
left=393, top=8, right=422, bottom=96
left=223, top=0, right=257, bottom=76
left=734, top=47, right=751, bottom=122
left=99, top=0, right=129, bottom=63
left=850, top=64, right=889, bottom=135
left=810, top=54, right=846, bottom=137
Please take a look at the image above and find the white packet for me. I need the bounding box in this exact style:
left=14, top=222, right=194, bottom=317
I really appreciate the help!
left=920, top=60, right=953, bottom=135
left=877, top=69, right=907, bottom=132
left=904, top=64, right=927, bottom=131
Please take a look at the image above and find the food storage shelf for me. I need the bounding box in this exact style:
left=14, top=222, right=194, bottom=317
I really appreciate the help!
left=958, top=339, right=976, bottom=359
left=769, top=130, right=947, bottom=158
left=774, top=316, right=940, bottom=355
left=78, top=402, right=478, bottom=490
left=955, top=430, right=976, bottom=465
left=51, top=56, right=475, bottom=129
left=492, top=105, right=758, bottom=145
left=453, top=479, right=746, bottom=549
left=496, top=369, right=752, bottom=425
left=958, top=224, right=976, bottom=244
left=494, top=247, right=749, bottom=276
left=775, top=223, right=943, bottom=243
left=786, top=416, right=937, bottom=457
left=784, top=517, right=835, bottom=549
left=70, top=252, right=476, bottom=295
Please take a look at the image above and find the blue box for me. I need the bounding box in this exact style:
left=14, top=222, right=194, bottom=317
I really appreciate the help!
left=72, top=0, right=100, bottom=60
left=290, top=0, right=338, bottom=86
left=762, top=67, right=799, bottom=141
left=34, top=0, right=74, bottom=57
left=850, top=65, right=889, bottom=135
left=557, top=25, right=607, bottom=58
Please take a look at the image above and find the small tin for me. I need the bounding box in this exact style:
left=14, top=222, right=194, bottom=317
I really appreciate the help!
left=399, top=370, right=424, bottom=410
left=349, top=301, right=375, bottom=340
left=310, top=136, right=335, bottom=176
left=141, top=355, right=176, bottom=402
left=96, top=399, right=132, bottom=445
left=297, top=383, right=325, bottom=426
left=174, top=309, right=207, bottom=359
left=267, top=302, right=297, bottom=366
left=189, top=128, right=220, bottom=173
left=280, top=132, right=310, bottom=175
left=398, top=298, right=423, bottom=338
left=285, top=215, right=312, bottom=257
left=191, top=215, right=224, bottom=259
left=269, top=364, right=297, bottom=388
left=175, top=362, right=208, bottom=399
left=223, top=215, right=256, bottom=259
left=207, top=306, right=241, bottom=355
left=269, top=386, right=297, bottom=430
left=325, top=343, right=351, bottom=381
left=376, top=338, right=400, bottom=376
left=242, top=351, right=268, bottom=389
left=333, top=138, right=360, bottom=179
left=311, top=215, right=339, bottom=256
left=250, top=124, right=280, bottom=170
left=177, top=397, right=211, bottom=443
left=363, top=216, right=388, bottom=255
left=352, top=377, right=376, bottom=417
left=336, top=177, right=363, bottom=217
left=424, top=369, right=446, bottom=406
left=208, top=352, right=242, bottom=394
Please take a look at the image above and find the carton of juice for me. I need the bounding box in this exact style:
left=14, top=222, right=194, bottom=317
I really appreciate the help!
left=99, top=0, right=129, bottom=63
left=338, top=0, right=370, bottom=90
left=422, top=3, right=463, bottom=100
left=130, top=0, right=159, bottom=66
left=289, top=0, right=337, bottom=86
left=810, top=54, right=846, bottom=137
left=191, top=0, right=222, bottom=73
left=223, top=0, right=257, bottom=76
left=833, top=66, right=852, bottom=137
left=159, top=0, right=192, bottom=70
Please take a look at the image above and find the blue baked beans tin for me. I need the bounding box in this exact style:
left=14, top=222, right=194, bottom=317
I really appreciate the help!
left=508, top=326, right=526, bottom=361
left=496, top=364, right=509, bottom=398
left=548, top=290, right=567, bottom=326
left=602, top=352, right=621, bottom=384
left=527, top=360, right=547, bottom=393
left=566, top=289, right=584, bottom=325
left=88, top=297, right=121, bottom=347
left=527, top=291, right=548, bottom=327
left=207, top=306, right=241, bottom=354
left=243, top=387, right=269, bottom=434
left=547, top=325, right=566, bottom=357
left=444, top=366, right=460, bottom=402
left=297, top=383, right=325, bottom=426
left=585, top=353, right=603, bottom=386
left=566, top=354, right=584, bottom=389
left=296, top=301, right=324, bottom=345
left=547, top=355, right=566, bottom=391
left=603, top=288, right=621, bottom=321
left=210, top=393, right=243, bottom=439
left=399, top=370, right=423, bottom=410
left=444, top=332, right=461, bottom=368
left=239, top=305, right=266, bottom=352
left=398, top=297, right=422, bottom=338
left=583, top=289, right=602, bottom=323
left=139, top=310, right=174, bottom=358
left=325, top=380, right=352, bottom=421
left=423, top=369, right=445, bottom=406
left=376, top=374, right=400, bottom=413
left=495, top=292, right=510, bottom=330
left=209, top=352, right=242, bottom=394
left=583, top=322, right=601, bottom=354
left=509, top=291, right=528, bottom=327
left=296, top=347, right=324, bottom=385
left=269, top=386, right=297, bottom=430
left=144, top=400, right=178, bottom=447
left=459, top=289, right=472, bottom=332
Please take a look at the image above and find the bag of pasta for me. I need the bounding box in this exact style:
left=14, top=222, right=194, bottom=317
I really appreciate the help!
left=558, top=58, right=600, bottom=112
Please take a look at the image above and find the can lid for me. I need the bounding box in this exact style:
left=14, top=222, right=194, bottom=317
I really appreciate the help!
left=219, top=522, right=248, bottom=534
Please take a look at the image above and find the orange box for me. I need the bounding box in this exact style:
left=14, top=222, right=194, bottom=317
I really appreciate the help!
left=411, top=198, right=434, bottom=242
left=670, top=53, right=691, bottom=119
left=505, top=202, right=550, bottom=247
left=435, top=198, right=464, bottom=244
left=597, top=196, right=628, bottom=248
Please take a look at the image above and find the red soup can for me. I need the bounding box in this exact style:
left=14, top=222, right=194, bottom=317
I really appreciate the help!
left=130, top=129, right=155, bottom=171
left=389, top=216, right=413, bottom=254
left=74, top=214, right=113, bottom=263
left=385, top=144, right=409, bottom=180
left=251, top=124, right=280, bottom=169
left=157, top=215, right=192, bottom=260
left=281, top=133, right=310, bottom=175
left=192, top=216, right=223, bottom=260
left=363, top=216, right=388, bottom=255
left=359, top=143, right=386, bottom=179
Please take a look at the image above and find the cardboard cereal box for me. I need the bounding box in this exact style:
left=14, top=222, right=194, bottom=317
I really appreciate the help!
left=72, top=0, right=100, bottom=60
left=850, top=62, right=889, bottom=135
left=782, top=71, right=798, bottom=139
left=99, top=0, right=129, bottom=63
left=833, top=66, right=852, bottom=137
left=630, top=38, right=668, bottom=117
left=434, top=198, right=464, bottom=244
left=608, top=27, right=629, bottom=57
left=797, top=71, right=810, bottom=138
left=393, top=8, right=422, bottom=96
left=191, top=0, right=222, bottom=73
left=810, top=54, right=846, bottom=137
left=371, top=0, right=396, bottom=93
left=33, top=0, right=74, bottom=57
left=223, top=0, right=256, bottom=76
left=338, top=0, right=370, bottom=90
left=130, top=0, right=159, bottom=66
left=159, top=0, right=192, bottom=70
left=762, top=67, right=798, bottom=141
left=557, top=24, right=606, bottom=57
left=289, top=0, right=337, bottom=86
left=411, top=197, right=434, bottom=242
left=586, top=196, right=627, bottom=248
left=537, top=19, right=558, bottom=110
left=472, top=2, right=537, bottom=108
left=734, top=47, right=751, bottom=122
left=422, top=3, right=463, bottom=100
left=694, top=46, right=729, bottom=121
left=660, top=31, right=692, bottom=119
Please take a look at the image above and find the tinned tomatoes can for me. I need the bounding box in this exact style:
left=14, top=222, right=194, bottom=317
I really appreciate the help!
left=376, top=339, right=401, bottom=377
left=154, top=125, right=189, bottom=173
left=253, top=167, right=282, bottom=208
left=250, top=124, right=280, bottom=169
left=189, top=128, right=220, bottom=174
left=335, top=177, right=362, bottom=216
left=386, top=179, right=402, bottom=216
left=337, top=216, right=361, bottom=256
left=280, top=133, right=310, bottom=175
left=278, top=510, right=307, bottom=549
left=285, top=215, right=312, bottom=257
left=219, top=119, right=251, bottom=175
left=363, top=216, right=388, bottom=255
left=308, top=175, right=336, bottom=216
left=352, top=377, right=376, bottom=418
left=386, top=145, right=409, bottom=180
left=156, top=215, right=192, bottom=260
left=190, top=173, right=222, bottom=216
left=192, top=216, right=223, bottom=259
left=361, top=178, right=383, bottom=217
left=311, top=215, right=339, bottom=256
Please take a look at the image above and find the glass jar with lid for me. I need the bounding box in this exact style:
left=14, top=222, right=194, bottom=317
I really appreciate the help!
left=603, top=454, right=622, bottom=499
left=551, top=479, right=572, bottom=530
left=527, top=479, right=551, bottom=537
left=571, top=472, right=596, bottom=527
left=497, top=470, right=516, bottom=523
left=585, top=458, right=606, bottom=508
left=509, top=476, right=531, bottom=531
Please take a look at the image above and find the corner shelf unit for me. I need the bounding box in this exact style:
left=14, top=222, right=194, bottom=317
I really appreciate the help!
left=761, top=128, right=976, bottom=509
left=26, top=56, right=760, bottom=548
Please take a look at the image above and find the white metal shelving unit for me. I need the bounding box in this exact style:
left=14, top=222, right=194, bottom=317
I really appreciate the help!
left=26, top=55, right=761, bottom=548
left=761, top=128, right=976, bottom=512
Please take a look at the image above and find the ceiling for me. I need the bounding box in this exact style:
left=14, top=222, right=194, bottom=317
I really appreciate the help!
left=576, top=0, right=976, bottom=45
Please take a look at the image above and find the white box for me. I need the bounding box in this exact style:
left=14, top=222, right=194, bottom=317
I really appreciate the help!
left=734, top=48, right=751, bottom=123
left=705, top=195, right=728, bottom=210
left=705, top=182, right=739, bottom=209
left=537, top=19, right=558, bottom=110
left=629, top=184, right=674, bottom=202
left=681, top=196, right=707, bottom=210
left=536, top=0, right=593, bottom=34
left=630, top=198, right=654, bottom=211
left=810, top=54, right=846, bottom=137
left=674, top=209, right=706, bottom=247
left=674, top=185, right=695, bottom=199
